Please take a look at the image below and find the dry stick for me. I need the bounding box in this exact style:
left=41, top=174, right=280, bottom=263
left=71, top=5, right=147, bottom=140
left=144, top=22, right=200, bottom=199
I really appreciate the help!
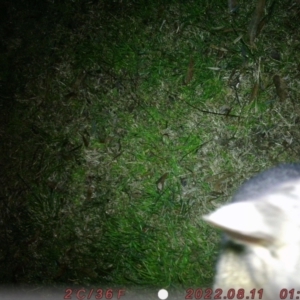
left=249, top=0, right=266, bottom=46
left=185, top=101, right=243, bottom=118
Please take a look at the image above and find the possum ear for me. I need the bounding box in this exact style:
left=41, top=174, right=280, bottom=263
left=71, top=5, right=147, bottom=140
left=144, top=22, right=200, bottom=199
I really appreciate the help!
left=203, top=201, right=278, bottom=244
left=203, top=179, right=300, bottom=245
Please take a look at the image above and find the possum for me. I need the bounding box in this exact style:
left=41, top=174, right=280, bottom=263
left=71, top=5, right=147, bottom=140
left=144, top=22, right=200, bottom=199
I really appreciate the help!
left=203, top=164, right=300, bottom=300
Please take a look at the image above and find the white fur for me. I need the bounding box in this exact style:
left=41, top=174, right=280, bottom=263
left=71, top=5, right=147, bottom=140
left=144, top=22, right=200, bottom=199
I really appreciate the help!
left=203, top=177, right=300, bottom=300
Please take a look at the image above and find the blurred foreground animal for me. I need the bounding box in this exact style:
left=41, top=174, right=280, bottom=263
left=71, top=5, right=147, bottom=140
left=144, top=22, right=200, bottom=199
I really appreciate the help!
left=203, top=164, right=300, bottom=300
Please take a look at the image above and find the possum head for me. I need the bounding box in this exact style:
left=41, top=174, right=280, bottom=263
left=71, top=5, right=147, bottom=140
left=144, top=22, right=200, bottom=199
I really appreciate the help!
left=203, top=164, right=300, bottom=300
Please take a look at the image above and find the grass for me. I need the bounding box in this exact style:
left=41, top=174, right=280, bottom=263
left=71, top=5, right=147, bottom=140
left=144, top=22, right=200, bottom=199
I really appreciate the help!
left=1, top=0, right=300, bottom=293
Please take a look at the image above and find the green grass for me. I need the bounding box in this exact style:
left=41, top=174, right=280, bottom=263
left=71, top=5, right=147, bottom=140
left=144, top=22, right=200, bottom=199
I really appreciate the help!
left=0, top=0, right=300, bottom=292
